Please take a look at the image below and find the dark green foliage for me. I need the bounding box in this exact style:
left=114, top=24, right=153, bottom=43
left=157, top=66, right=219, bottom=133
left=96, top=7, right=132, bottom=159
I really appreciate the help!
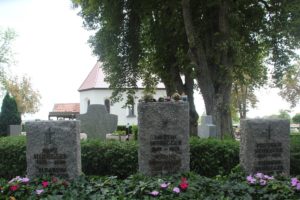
left=190, top=137, right=240, bottom=177
left=0, top=136, right=26, bottom=179
left=292, top=113, right=300, bottom=124
left=0, top=136, right=299, bottom=180
left=0, top=93, right=21, bottom=136
left=81, top=140, right=138, bottom=178
left=1, top=172, right=300, bottom=199
left=291, top=135, right=300, bottom=176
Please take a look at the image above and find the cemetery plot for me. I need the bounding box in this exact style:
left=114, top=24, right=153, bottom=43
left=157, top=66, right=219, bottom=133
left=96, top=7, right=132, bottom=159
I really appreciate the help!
left=240, top=119, right=290, bottom=175
left=138, top=102, right=190, bottom=176
left=26, top=121, right=81, bottom=179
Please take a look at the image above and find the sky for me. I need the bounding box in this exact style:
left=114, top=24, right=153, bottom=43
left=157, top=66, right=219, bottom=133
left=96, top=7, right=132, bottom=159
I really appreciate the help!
left=0, top=0, right=299, bottom=120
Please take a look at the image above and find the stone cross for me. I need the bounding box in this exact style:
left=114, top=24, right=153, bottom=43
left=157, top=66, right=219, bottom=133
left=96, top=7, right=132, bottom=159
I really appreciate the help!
left=78, top=104, right=118, bottom=139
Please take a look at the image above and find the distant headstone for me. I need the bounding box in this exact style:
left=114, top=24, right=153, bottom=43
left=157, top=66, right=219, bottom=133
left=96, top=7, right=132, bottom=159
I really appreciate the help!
left=26, top=121, right=81, bottom=179
left=138, top=102, right=190, bottom=176
left=240, top=119, right=290, bottom=175
left=78, top=104, right=118, bottom=139
left=9, top=125, right=22, bottom=136
left=197, top=115, right=216, bottom=138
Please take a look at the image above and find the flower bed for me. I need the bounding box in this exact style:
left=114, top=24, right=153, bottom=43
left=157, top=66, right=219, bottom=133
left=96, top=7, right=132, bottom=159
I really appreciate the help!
left=1, top=172, right=300, bottom=199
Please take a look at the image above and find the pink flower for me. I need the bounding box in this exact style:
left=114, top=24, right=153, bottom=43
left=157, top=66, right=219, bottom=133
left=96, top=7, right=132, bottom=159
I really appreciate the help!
left=260, top=179, right=267, bottom=186
left=246, top=175, right=256, bottom=184
left=9, top=185, right=19, bottom=192
left=173, top=187, right=180, bottom=194
left=179, top=177, right=188, bottom=191
left=291, top=178, right=299, bottom=187
left=149, top=190, right=159, bottom=196
left=297, top=183, right=300, bottom=191
left=36, top=189, right=44, bottom=195
left=160, top=182, right=170, bottom=189
left=21, top=177, right=30, bottom=184
left=9, top=176, right=22, bottom=184
left=264, top=175, right=274, bottom=180
left=255, top=173, right=264, bottom=179
left=42, top=181, right=49, bottom=188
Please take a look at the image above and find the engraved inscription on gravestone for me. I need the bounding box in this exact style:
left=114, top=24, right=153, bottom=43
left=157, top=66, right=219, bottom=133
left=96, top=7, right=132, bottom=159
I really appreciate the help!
left=149, top=134, right=182, bottom=173
left=240, top=119, right=290, bottom=175
left=26, top=121, right=81, bottom=179
left=138, top=102, right=190, bottom=176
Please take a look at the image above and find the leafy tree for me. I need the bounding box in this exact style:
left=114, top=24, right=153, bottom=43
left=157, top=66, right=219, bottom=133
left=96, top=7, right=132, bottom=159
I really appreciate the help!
left=0, top=93, right=21, bottom=136
left=265, top=109, right=291, bottom=121
left=279, top=61, right=300, bottom=108
left=292, top=113, right=300, bottom=124
left=3, top=76, right=41, bottom=115
left=73, top=0, right=300, bottom=138
left=0, top=28, right=16, bottom=95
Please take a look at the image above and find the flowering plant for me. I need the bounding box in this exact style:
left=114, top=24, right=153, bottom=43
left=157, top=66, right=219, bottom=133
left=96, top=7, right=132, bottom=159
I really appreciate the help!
left=246, top=173, right=274, bottom=186
left=148, top=177, right=188, bottom=197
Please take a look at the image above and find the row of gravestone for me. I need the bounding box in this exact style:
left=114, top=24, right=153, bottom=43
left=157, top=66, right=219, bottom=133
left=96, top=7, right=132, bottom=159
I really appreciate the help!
left=25, top=102, right=290, bottom=179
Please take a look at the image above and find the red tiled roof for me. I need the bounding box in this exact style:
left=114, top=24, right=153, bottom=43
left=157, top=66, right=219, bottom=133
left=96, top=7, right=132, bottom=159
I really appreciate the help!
left=78, top=62, right=109, bottom=91
left=78, top=61, right=165, bottom=91
left=52, top=103, right=80, bottom=113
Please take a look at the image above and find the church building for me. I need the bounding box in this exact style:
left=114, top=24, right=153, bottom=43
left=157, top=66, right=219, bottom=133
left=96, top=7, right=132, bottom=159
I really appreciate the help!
left=78, top=62, right=166, bottom=125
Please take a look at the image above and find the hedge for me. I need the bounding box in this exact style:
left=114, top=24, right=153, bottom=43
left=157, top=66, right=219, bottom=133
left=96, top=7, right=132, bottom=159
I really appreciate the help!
left=0, top=135, right=299, bottom=179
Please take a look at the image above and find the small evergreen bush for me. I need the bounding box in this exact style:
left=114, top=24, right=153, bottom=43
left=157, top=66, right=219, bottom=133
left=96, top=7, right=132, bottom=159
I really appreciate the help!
left=0, top=93, right=21, bottom=136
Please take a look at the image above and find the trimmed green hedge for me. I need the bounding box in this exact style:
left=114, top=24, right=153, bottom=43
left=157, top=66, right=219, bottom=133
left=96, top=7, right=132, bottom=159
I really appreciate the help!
left=0, top=135, right=299, bottom=179
left=291, top=135, right=300, bottom=175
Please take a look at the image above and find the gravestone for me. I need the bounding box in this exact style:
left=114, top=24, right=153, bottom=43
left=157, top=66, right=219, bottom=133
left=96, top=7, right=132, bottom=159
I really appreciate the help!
left=9, top=125, right=22, bottom=136
left=78, top=104, right=118, bottom=139
left=138, top=102, right=190, bottom=176
left=26, top=121, right=81, bottom=179
left=197, top=115, right=216, bottom=138
left=240, top=119, right=290, bottom=175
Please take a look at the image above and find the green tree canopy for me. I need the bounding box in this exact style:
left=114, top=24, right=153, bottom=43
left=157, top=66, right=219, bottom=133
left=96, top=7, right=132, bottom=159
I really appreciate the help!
left=292, top=113, right=300, bottom=124
left=279, top=60, right=300, bottom=108
left=73, top=0, right=300, bottom=138
left=0, top=93, right=21, bottom=136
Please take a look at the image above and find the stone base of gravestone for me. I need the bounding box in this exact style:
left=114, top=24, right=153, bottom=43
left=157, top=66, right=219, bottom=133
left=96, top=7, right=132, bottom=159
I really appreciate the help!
left=9, top=125, right=22, bottom=136
left=26, top=121, right=81, bottom=180
left=240, top=119, right=290, bottom=176
left=197, top=115, right=216, bottom=138
left=138, top=102, right=190, bottom=176
left=78, top=104, right=118, bottom=139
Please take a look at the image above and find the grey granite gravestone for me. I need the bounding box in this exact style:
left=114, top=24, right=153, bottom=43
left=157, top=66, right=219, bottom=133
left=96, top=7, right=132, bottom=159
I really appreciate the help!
left=240, top=119, right=290, bottom=175
left=9, top=125, right=22, bottom=136
left=26, top=121, right=81, bottom=179
left=78, top=104, right=118, bottom=139
left=197, top=115, right=216, bottom=138
left=138, top=102, right=190, bottom=176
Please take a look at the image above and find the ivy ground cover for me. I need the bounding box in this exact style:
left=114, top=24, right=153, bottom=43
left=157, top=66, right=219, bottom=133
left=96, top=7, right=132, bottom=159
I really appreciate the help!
left=1, top=172, right=300, bottom=200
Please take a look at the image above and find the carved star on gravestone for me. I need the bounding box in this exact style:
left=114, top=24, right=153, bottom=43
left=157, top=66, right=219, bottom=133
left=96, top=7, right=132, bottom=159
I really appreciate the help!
left=78, top=104, right=118, bottom=139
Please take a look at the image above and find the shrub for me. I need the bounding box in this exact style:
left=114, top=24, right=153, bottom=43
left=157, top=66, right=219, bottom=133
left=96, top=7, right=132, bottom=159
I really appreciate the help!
left=0, top=136, right=299, bottom=179
left=0, top=136, right=26, bottom=179
left=0, top=93, right=21, bottom=136
left=291, top=135, right=300, bottom=176
left=190, top=137, right=239, bottom=177
left=81, top=140, right=138, bottom=178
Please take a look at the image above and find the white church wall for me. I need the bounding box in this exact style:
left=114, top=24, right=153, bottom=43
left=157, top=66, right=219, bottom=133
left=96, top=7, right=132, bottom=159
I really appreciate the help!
left=80, top=89, right=166, bottom=125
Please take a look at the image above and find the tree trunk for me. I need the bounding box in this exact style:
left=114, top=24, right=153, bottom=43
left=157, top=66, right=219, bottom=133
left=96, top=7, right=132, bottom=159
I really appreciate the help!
left=182, top=0, right=234, bottom=138
left=184, top=71, right=199, bottom=136
left=206, top=83, right=233, bottom=138
left=161, top=63, right=199, bottom=136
